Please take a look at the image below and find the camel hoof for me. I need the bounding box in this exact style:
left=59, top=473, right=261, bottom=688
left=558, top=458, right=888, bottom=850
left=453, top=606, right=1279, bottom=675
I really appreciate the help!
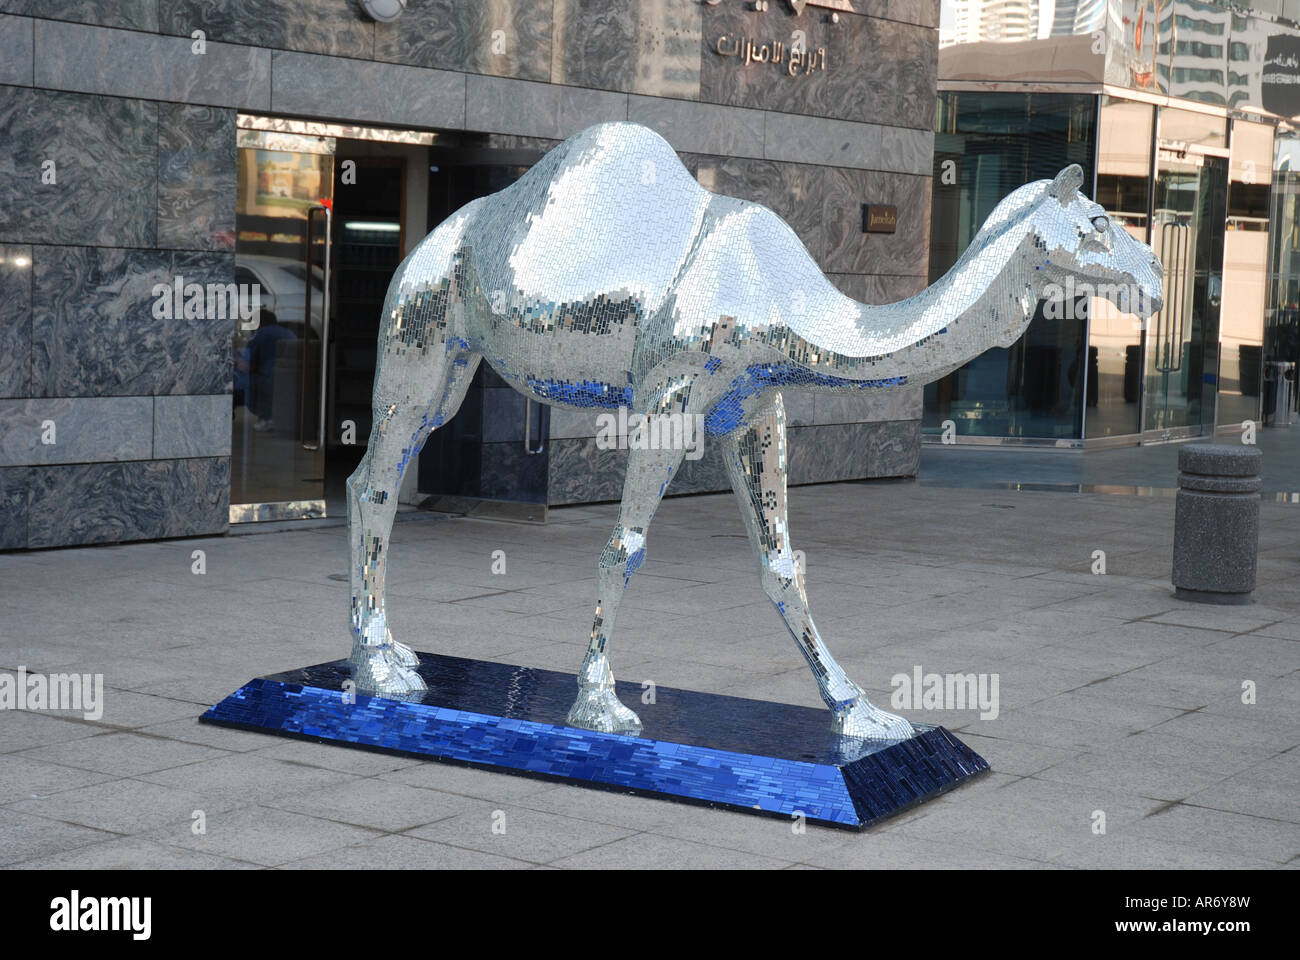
left=386, top=637, right=419, bottom=668
left=351, top=643, right=426, bottom=696
left=566, top=684, right=642, bottom=736
left=834, top=696, right=914, bottom=741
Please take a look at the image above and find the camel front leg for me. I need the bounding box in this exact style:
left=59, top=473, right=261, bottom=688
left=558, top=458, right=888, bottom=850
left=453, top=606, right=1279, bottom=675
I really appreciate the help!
left=566, top=441, right=686, bottom=735
left=724, top=392, right=914, bottom=740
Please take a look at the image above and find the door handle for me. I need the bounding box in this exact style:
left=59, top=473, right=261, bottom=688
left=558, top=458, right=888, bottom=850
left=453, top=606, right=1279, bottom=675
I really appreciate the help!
left=303, top=203, right=332, bottom=451
left=524, top=398, right=545, bottom=454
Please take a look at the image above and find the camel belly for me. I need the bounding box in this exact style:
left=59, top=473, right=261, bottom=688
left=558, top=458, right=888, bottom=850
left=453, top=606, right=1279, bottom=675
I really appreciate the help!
left=471, top=295, right=641, bottom=412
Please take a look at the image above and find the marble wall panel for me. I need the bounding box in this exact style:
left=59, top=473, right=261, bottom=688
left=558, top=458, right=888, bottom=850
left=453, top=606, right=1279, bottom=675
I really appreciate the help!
left=0, top=466, right=28, bottom=549
left=782, top=391, right=815, bottom=427
left=478, top=441, right=548, bottom=503
left=34, top=19, right=271, bottom=109
left=551, top=0, right=702, bottom=100
left=787, top=420, right=920, bottom=484
left=831, top=273, right=929, bottom=304
left=481, top=386, right=527, bottom=444
left=827, top=272, right=870, bottom=302
left=628, top=94, right=764, bottom=159
left=669, top=441, right=731, bottom=496
left=880, top=125, right=934, bottom=177
left=0, top=0, right=158, bottom=30
left=822, top=168, right=931, bottom=276
left=547, top=437, right=625, bottom=506
left=270, top=50, right=466, bottom=129
left=872, top=16, right=938, bottom=133
left=548, top=416, right=919, bottom=506
left=153, top=394, right=231, bottom=459
left=0, top=87, right=156, bottom=248
left=699, top=5, right=936, bottom=130
left=548, top=406, right=599, bottom=441
left=881, top=0, right=941, bottom=29
left=863, top=274, right=927, bottom=304
left=27, top=456, right=229, bottom=548
left=157, top=104, right=236, bottom=252
left=31, top=246, right=234, bottom=398
left=0, top=245, right=32, bottom=399
left=159, top=0, right=372, bottom=59
left=0, top=14, right=32, bottom=85
left=813, top=386, right=923, bottom=425
left=465, top=75, right=628, bottom=141
left=375, top=0, right=552, bottom=82
left=762, top=111, right=882, bottom=170
left=0, top=396, right=153, bottom=466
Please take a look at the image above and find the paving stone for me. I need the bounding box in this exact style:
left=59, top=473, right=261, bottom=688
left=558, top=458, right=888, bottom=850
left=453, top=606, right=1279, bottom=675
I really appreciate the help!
left=0, top=753, right=117, bottom=804
left=146, top=805, right=380, bottom=867
left=1123, top=804, right=1300, bottom=865
left=407, top=802, right=637, bottom=863
left=6, top=777, right=233, bottom=835
left=268, top=778, right=479, bottom=832
left=4, top=835, right=261, bottom=870
left=16, top=731, right=227, bottom=776
left=550, top=831, right=794, bottom=869
left=136, top=753, right=356, bottom=804
left=281, top=833, right=530, bottom=870
left=0, top=808, right=116, bottom=866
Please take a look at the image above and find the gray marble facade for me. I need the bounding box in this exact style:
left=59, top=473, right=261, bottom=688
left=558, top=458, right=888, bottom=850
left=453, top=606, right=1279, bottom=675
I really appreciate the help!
left=0, top=0, right=936, bottom=547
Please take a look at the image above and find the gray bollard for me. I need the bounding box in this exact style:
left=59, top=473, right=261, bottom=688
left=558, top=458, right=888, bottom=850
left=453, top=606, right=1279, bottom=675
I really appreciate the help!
left=1172, top=444, right=1262, bottom=604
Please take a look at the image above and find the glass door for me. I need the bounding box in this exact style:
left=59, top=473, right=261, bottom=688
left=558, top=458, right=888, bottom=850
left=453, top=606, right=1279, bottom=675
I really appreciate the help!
left=231, top=129, right=335, bottom=521
left=1142, top=148, right=1226, bottom=438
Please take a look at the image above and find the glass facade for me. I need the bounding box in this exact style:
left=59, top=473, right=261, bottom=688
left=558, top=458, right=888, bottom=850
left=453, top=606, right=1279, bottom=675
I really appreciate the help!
left=1218, top=119, right=1273, bottom=428
left=1265, top=125, right=1300, bottom=420
left=1089, top=97, right=1154, bottom=439
left=931, top=0, right=1297, bottom=443
left=924, top=92, right=1097, bottom=440
left=1143, top=136, right=1225, bottom=436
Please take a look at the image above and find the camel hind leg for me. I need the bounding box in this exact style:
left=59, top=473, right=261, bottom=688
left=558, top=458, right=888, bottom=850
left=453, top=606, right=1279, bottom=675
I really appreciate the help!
left=724, top=392, right=914, bottom=740
left=567, top=442, right=686, bottom=734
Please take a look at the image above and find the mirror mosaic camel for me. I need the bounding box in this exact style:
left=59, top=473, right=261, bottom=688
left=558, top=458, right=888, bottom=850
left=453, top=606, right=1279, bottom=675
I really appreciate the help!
left=346, top=122, right=1163, bottom=740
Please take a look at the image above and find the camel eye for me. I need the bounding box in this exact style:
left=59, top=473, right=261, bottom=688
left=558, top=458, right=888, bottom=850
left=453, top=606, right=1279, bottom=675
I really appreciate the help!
left=1091, top=215, right=1110, bottom=233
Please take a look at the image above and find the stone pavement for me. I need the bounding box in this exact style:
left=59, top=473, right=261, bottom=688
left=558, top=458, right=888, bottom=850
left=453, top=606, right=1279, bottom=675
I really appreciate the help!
left=1, top=478, right=1297, bottom=869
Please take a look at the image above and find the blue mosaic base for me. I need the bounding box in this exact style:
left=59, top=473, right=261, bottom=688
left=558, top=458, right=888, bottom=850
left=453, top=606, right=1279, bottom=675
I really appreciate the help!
left=201, top=653, right=988, bottom=830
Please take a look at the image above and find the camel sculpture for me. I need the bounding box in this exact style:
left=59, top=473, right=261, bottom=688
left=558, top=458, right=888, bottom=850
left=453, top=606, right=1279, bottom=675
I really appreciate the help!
left=346, top=122, right=1163, bottom=740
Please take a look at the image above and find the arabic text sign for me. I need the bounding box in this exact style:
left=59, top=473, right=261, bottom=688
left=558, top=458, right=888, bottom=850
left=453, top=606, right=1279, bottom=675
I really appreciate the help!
left=714, top=34, right=827, bottom=77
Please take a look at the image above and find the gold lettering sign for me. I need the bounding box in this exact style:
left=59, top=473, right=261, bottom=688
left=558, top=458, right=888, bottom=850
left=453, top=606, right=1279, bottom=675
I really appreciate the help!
left=714, top=34, right=827, bottom=76
left=788, top=1, right=856, bottom=14
left=863, top=204, right=898, bottom=234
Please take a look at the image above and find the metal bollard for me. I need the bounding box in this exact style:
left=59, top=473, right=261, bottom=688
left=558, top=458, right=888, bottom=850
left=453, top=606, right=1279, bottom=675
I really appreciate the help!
left=1172, top=444, right=1262, bottom=605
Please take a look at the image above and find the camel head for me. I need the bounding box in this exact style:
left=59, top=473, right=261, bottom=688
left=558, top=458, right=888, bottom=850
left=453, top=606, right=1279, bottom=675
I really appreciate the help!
left=998, top=164, right=1164, bottom=330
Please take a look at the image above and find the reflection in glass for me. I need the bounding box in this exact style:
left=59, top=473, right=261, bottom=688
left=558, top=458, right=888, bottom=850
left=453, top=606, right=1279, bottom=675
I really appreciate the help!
left=1217, top=119, right=1272, bottom=428
left=1265, top=127, right=1300, bottom=422
left=231, top=131, right=334, bottom=509
left=924, top=91, right=1096, bottom=439
left=1088, top=96, right=1153, bottom=439
left=1143, top=145, right=1226, bottom=434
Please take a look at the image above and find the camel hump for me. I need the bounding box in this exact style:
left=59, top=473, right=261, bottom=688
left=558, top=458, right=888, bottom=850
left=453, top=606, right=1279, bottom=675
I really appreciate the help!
left=464, top=122, right=712, bottom=312
left=533, top=121, right=697, bottom=198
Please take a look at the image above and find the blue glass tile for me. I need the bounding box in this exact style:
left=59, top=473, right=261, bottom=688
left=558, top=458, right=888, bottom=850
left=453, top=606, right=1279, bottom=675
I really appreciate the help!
left=202, top=652, right=988, bottom=830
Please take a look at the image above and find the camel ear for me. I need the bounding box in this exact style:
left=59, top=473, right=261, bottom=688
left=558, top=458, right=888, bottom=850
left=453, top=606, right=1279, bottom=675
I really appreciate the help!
left=1048, top=164, right=1084, bottom=205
